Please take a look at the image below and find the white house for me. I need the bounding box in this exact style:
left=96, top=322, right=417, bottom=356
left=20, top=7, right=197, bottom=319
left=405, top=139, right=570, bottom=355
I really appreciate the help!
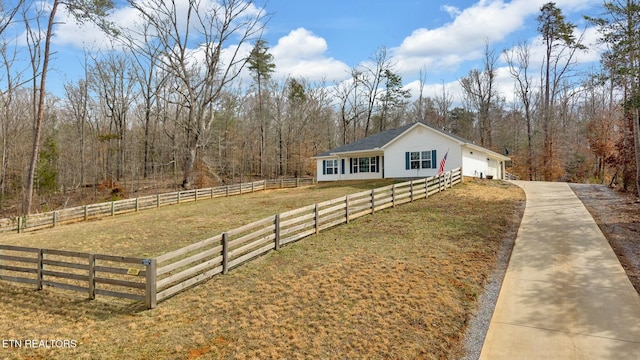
left=313, top=122, right=510, bottom=181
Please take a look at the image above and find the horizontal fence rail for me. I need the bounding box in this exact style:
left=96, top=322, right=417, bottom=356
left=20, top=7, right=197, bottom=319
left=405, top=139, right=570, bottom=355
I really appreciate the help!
left=0, top=244, right=156, bottom=308
left=152, top=168, right=462, bottom=308
left=0, top=169, right=462, bottom=309
left=0, top=178, right=315, bottom=233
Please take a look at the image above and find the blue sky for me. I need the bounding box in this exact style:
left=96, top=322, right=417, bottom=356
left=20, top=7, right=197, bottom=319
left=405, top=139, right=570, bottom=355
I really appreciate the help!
left=4, top=0, right=606, bottom=103
left=260, top=0, right=603, bottom=100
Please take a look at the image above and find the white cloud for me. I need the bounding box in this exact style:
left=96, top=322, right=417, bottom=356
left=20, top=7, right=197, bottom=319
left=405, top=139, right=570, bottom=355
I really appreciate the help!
left=391, top=0, right=603, bottom=76
left=441, top=5, right=461, bottom=18
left=48, top=2, right=352, bottom=84
left=394, top=1, right=532, bottom=61
left=50, top=0, right=267, bottom=51
left=51, top=4, right=140, bottom=50
left=271, top=28, right=350, bottom=82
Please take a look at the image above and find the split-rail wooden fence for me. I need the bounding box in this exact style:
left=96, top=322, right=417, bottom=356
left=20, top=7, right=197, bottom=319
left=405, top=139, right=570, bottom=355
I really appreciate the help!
left=0, top=178, right=314, bottom=234
left=0, top=169, right=461, bottom=308
left=0, top=244, right=155, bottom=307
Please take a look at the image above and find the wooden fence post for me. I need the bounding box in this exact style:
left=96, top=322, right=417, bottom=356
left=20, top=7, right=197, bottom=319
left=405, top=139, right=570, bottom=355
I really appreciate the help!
left=371, top=189, right=375, bottom=214
left=17, top=216, right=22, bottom=233
left=177, top=192, right=181, bottom=204
left=53, top=211, right=57, bottom=227
left=410, top=181, right=414, bottom=202
left=345, top=195, right=350, bottom=224
left=135, top=198, right=140, bottom=212
left=111, top=201, right=115, bottom=216
left=36, top=249, right=43, bottom=291
left=425, top=178, right=429, bottom=198
left=88, top=254, right=96, bottom=300
left=392, top=184, right=396, bottom=207
left=226, top=185, right=230, bottom=196
left=156, top=194, right=160, bottom=208
left=274, top=214, right=281, bottom=250
left=222, top=232, right=229, bottom=274
left=315, top=203, right=320, bottom=234
left=296, top=178, right=300, bottom=187
left=84, top=205, right=88, bottom=221
left=145, top=258, right=157, bottom=309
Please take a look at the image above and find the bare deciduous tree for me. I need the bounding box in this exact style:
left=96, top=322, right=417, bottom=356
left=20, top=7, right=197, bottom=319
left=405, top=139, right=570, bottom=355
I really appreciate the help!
left=460, top=41, right=499, bottom=148
left=127, top=0, right=267, bottom=188
left=22, top=0, right=115, bottom=214
left=505, top=41, right=537, bottom=180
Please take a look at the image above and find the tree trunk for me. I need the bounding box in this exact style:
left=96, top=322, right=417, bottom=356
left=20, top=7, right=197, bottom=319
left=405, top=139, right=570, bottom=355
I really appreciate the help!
left=634, top=107, right=640, bottom=196
left=143, top=108, right=151, bottom=178
left=24, top=0, right=58, bottom=214
left=182, top=145, right=197, bottom=188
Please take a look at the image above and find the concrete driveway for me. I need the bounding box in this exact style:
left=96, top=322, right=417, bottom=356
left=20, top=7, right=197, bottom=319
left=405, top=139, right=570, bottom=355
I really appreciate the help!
left=479, top=181, right=640, bottom=359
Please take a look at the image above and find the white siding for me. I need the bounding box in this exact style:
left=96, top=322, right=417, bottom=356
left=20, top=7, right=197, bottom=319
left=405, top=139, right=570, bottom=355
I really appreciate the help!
left=316, top=159, right=340, bottom=182
left=316, top=156, right=383, bottom=181
left=383, top=125, right=462, bottom=178
left=462, top=150, right=489, bottom=178
left=461, top=148, right=506, bottom=179
left=487, top=158, right=499, bottom=179
left=315, top=123, right=509, bottom=181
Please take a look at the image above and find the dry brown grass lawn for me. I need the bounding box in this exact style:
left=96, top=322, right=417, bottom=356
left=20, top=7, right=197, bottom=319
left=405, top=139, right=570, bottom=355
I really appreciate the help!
left=0, top=180, right=395, bottom=258
left=0, top=179, right=525, bottom=360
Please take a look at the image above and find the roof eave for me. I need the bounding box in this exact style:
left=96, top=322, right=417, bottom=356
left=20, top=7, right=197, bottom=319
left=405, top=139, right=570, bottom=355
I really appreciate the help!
left=312, top=148, right=384, bottom=159
left=464, top=143, right=511, bottom=161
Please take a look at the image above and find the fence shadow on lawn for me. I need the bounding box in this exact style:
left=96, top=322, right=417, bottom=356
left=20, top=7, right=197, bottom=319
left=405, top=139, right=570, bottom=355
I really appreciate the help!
left=0, top=282, right=147, bottom=319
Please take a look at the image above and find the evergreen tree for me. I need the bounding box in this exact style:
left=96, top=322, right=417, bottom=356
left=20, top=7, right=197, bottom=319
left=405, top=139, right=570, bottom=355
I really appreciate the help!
left=537, top=2, right=585, bottom=180
left=248, top=39, right=276, bottom=176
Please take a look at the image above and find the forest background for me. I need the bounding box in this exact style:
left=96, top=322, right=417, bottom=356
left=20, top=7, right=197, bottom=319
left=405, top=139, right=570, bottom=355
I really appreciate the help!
left=0, top=0, right=639, bottom=217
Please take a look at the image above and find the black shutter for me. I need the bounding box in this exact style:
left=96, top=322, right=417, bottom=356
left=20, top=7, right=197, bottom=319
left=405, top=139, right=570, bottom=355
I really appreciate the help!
left=341, top=159, right=345, bottom=174
left=432, top=150, right=437, bottom=169
left=405, top=152, right=410, bottom=170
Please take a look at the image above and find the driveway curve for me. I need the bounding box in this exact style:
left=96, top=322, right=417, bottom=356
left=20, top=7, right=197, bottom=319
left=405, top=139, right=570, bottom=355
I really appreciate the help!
left=479, top=181, right=640, bottom=359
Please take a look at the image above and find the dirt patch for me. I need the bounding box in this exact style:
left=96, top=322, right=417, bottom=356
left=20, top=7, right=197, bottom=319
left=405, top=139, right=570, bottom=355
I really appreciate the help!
left=570, top=184, right=640, bottom=294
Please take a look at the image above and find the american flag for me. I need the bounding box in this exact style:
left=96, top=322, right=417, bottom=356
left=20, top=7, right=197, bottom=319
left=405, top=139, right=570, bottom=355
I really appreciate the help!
left=438, top=150, right=448, bottom=175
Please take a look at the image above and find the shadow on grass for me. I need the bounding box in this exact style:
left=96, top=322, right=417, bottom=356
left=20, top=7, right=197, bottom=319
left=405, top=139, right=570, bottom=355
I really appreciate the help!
left=313, top=179, right=402, bottom=191
left=0, top=282, right=147, bottom=320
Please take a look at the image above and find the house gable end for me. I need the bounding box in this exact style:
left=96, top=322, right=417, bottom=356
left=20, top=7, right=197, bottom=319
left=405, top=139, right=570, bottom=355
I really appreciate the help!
left=380, top=122, right=464, bottom=150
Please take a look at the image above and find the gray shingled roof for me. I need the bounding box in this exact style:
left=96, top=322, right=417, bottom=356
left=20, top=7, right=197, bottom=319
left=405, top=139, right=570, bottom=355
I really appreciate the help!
left=315, top=123, right=415, bottom=157
left=314, top=121, right=469, bottom=157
